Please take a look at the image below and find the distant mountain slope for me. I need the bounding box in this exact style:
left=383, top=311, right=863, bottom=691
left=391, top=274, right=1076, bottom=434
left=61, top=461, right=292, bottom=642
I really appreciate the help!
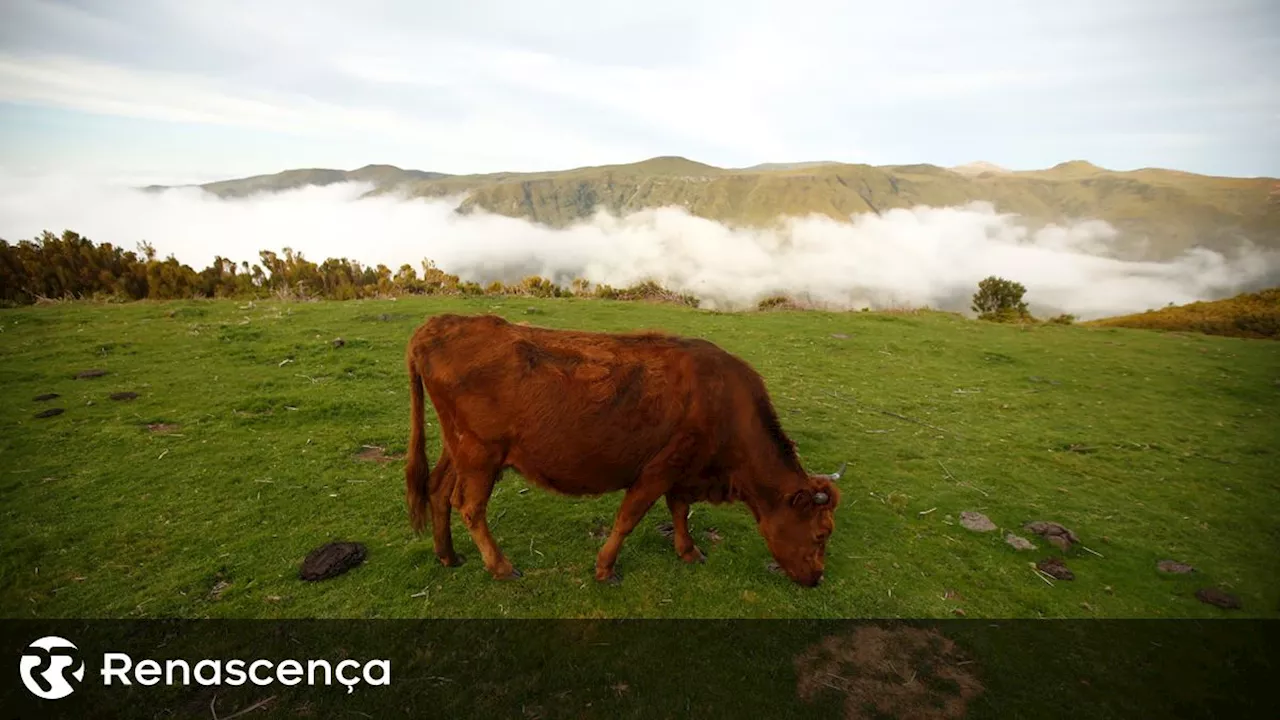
left=165, top=157, right=1280, bottom=259
left=146, top=164, right=451, bottom=198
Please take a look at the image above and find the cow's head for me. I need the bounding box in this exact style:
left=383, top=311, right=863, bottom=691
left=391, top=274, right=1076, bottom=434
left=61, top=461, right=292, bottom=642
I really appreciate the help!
left=758, top=462, right=845, bottom=587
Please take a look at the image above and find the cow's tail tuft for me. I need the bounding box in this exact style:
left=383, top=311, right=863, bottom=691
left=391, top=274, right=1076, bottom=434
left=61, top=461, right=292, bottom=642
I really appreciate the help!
left=405, top=356, right=430, bottom=535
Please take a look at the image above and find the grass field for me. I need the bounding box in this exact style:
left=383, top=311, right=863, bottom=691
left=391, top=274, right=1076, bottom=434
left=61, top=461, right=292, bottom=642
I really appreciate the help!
left=1, top=297, right=1277, bottom=620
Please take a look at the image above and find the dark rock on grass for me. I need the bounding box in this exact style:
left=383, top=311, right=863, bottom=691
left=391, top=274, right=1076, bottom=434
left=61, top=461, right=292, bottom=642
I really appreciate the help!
left=299, top=541, right=367, bottom=582
left=960, top=511, right=996, bottom=532
left=1158, top=560, right=1195, bottom=574
left=1024, top=521, right=1080, bottom=551
left=34, top=408, right=65, bottom=419
left=75, top=369, right=108, bottom=379
left=109, top=391, right=139, bottom=401
left=332, top=338, right=345, bottom=348
left=34, top=393, right=60, bottom=401
left=1037, top=557, right=1075, bottom=580
left=1195, top=587, right=1242, bottom=610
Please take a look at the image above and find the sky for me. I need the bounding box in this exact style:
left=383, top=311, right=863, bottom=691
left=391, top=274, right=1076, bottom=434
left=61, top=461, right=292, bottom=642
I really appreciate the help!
left=0, top=0, right=1277, bottom=183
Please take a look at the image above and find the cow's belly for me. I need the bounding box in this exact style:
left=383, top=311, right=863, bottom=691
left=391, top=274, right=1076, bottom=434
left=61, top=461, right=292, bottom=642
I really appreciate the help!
left=502, top=414, right=679, bottom=495
left=505, top=436, right=653, bottom=495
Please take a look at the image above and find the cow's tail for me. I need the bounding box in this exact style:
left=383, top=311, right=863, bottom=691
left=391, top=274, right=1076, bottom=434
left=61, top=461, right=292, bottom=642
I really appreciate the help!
left=405, top=357, right=431, bottom=535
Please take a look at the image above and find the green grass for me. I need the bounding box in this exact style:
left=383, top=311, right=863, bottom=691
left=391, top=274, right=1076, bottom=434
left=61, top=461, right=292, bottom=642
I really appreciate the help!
left=1, top=297, right=1277, bottom=620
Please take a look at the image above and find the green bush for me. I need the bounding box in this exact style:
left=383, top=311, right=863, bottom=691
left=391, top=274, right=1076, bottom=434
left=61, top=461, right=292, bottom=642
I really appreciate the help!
left=972, top=276, right=1031, bottom=322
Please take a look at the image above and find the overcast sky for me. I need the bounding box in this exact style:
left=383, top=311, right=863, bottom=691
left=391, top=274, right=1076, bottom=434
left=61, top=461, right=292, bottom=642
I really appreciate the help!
left=0, top=0, right=1277, bottom=183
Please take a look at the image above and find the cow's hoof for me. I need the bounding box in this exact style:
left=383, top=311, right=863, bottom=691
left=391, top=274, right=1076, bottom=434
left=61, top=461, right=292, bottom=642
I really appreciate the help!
left=438, top=553, right=465, bottom=567
left=596, top=570, right=622, bottom=585
left=680, top=547, right=707, bottom=564
left=495, top=568, right=523, bottom=581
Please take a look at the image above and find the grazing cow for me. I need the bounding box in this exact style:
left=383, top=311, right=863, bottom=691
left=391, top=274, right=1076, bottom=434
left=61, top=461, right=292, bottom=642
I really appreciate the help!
left=404, top=314, right=845, bottom=587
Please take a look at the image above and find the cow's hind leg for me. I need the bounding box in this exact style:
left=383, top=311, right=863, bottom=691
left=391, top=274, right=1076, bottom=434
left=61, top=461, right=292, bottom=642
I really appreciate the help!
left=451, top=438, right=520, bottom=580
left=666, top=495, right=706, bottom=564
left=429, top=449, right=462, bottom=567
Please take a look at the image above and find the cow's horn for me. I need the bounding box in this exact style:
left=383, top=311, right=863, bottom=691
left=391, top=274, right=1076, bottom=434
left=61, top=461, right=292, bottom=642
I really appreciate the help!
left=826, top=462, right=848, bottom=482
left=813, top=491, right=830, bottom=505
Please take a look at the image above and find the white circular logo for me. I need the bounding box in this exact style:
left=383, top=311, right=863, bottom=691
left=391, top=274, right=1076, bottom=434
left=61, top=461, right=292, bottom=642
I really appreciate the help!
left=19, top=636, right=85, bottom=700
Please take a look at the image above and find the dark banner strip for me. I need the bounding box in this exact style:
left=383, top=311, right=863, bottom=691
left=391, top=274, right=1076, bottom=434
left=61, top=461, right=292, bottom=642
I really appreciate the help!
left=2, top=620, right=1277, bottom=719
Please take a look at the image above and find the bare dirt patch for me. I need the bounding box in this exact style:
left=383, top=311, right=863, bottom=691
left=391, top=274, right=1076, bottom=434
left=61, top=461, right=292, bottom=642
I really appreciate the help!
left=299, top=541, right=367, bottom=581
left=147, top=423, right=181, bottom=434
left=1157, top=560, right=1195, bottom=574
left=354, top=445, right=404, bottom=464
left=795, top=625, right=984, bottom=720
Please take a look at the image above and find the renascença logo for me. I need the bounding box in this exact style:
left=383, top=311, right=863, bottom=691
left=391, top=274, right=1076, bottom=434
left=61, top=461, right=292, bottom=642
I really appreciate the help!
left=19, top=636, right=86, bottom=700
left=17, top=636, right=391, bottom=698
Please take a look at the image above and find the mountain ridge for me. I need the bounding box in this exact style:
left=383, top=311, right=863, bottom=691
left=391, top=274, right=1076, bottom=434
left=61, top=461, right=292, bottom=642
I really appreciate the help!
left=148, top=156, right=1280, bottom=260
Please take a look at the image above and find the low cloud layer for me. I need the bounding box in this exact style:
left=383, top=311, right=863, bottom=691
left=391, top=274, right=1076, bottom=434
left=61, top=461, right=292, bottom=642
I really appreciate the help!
left=1, top=178, right=1275, bottom=320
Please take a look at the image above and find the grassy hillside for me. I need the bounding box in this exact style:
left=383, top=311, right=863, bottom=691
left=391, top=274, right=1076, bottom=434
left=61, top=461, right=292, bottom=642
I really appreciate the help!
left=1089, top=287, right=1280, bottom=339
left=175, top=156, right=1280, bottom=259
left=2, top=298, right=1277, bottom=620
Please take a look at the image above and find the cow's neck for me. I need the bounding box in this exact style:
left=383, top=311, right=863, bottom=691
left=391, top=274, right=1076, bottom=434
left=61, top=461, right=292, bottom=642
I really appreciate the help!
left=730, top=456, right=807, bottom=520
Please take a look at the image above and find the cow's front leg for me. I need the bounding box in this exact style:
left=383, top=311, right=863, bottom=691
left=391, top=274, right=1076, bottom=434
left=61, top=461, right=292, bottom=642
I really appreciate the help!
left=595, top=480, right=667, bottom=583
left=666, top=495, right=705, bottom=564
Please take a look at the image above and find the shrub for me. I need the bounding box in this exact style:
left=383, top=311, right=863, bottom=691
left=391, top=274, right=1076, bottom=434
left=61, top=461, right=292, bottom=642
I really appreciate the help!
left=972, top=276, right=1031, bottom=322
left=1088, top=288, right=1279, bottom=339
left=757, top=295, right=793, bottom=311
left=1048, top=313, right=1076, bottom=325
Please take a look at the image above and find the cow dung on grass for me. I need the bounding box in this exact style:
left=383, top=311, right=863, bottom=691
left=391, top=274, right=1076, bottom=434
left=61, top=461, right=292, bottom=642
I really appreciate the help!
left=34, top=393, right=59, bottom=401
left=1195, top=588, right=1242, bottom=610
left=34, top=408, right=65, bottom=419
left=75, top=369, right=108, bottom=379
left=1037, top=557, right=1075, bottom=580
left=110, top=391, right=139, bottom=401
left=299, top=541, right=367, bottom=581
left=1024, top=521, right=1080, bottom=551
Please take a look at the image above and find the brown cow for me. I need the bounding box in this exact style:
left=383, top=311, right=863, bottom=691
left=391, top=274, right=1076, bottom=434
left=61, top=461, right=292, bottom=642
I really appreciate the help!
left=405, top=314, right=844, bottom=587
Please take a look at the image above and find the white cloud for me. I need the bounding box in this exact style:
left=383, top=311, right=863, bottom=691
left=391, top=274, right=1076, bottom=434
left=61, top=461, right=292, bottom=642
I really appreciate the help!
left=1, top=177, right=1273, bottom=320
left=0, top=53, right=423, bottom=136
